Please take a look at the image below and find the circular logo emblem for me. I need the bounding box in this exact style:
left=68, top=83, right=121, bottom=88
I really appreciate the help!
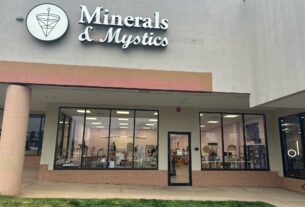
left=287, top=149, right=297, bottom=158
left=26, top=4, right=69, bottom=41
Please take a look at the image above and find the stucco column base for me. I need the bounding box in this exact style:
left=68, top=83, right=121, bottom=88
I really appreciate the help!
left=0, top=85, right=31, bottom=196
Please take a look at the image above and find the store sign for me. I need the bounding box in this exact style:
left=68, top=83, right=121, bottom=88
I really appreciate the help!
left=78, top=5, right=169, bottom=49
left=177, top=149, right=183, bottom=156
left=26, top=4, right=168, bottom=49
left=26, top=4, right=69, bottom=42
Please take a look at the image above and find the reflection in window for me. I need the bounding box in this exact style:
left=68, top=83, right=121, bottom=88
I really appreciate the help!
left=25, top=115, right=45, bottom=155
left=200, top=112, right=269, bottom=170
left=200, top=113, right=223, bottom=169
left=223, top=114, right=244, bottom=169
left=244, top=115, right=268, bottom=169
left=54, top=108, right=159, bottom=170
left=134, top=111, right=158, bottom=168
left=280, top=114, right=305, bottom=179
left=109, top=110, right=134, bottom=168
left=55, top=109, right=85, bottom=169
left=82, top=109, right=110, bottom=168
left=0, top=109, right=3, bottom=138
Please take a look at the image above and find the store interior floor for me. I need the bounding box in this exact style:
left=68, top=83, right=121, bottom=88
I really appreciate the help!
left=170, top=165, right=189, bottom=184
left=21, top=167, right=305, bottom=207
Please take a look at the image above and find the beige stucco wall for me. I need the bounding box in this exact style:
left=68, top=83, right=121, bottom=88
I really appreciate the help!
left=245, top=0, right=305, bottom=107
left=2, top=0, right=305, bottom=107
left=0, top=0, right=251, bottom=94
left=40, top=104, right=59, bottom=170
left=159, top=108, right=201, bottom=171
left=265, top=113, right=283, bottom=176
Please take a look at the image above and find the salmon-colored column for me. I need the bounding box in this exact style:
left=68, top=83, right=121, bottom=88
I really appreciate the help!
left=0, top=85, right=31, bottom=196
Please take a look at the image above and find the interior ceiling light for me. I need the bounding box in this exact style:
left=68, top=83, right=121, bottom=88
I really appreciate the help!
left=200, top=125, right=205, bottom=128
left=86, top=117, right=97, bottom=120
left=120, top=126, right=128, bottom=129
left=281, top=123, right=295, bottom=126
left=149, top=119, right=158, bottom=122
left=76, top=109, right=91, bottom=114
left=143, top=127, right=151, bottom=129
left=96, top=126, right=104, bottom=128
left=118, top=118, right=129, bottom=121
left=154, top=112, right=158, bottom=116
left=224, top=115, right=239, bottom=118
left=119, top=123, right=128, bottom=125
left=92, top=122, right=102, bottom=125
left=200, top=113, right=203, bottom=117
left=116, top=111, right=130, bottom=115
left=145, top=123, right=155, bottom=126
left=208, top=121, right=219, bottom=124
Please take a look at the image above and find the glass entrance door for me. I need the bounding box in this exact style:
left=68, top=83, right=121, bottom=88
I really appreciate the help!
left=168, top=132, right=192, bottom=186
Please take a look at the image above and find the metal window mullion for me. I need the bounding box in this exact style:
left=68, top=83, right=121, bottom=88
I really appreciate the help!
left=299, top=113, right=305, bottom=172
left=263, top=114, right=270, bottom=170
left=157, top=110, right=159, bottom=170
left=80, top=109, right=87, bottom=169
left=199, top=112, right=203, bottom=169
left=70, top=119, right=75, bottom=157
left=37, top=116, right=44, bottom=155
left=107, top=110, right=112, bottom=166
left=132, top=110, right=136, bottom=169
left=279, top=117, right=288, bottom=176
left=221, top=113, right=225, bottom=169
left=242, top=114, right=248, bottom=169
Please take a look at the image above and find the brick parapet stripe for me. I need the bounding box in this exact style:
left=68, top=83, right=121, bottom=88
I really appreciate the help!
left=0, top=61, right=212, bottom=92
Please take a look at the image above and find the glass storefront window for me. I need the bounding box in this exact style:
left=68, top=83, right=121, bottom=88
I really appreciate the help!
left=55, top=108, right=86, bottom=169
left=54, top=108, right=159, bottom=170
left=134, top=111, right=158, bottom=169
left=25, top=115, right=45, bottom=155
left=200, top=113, right=223, bottom=169
left=280, top=114, right=305, bottom=179
left=223, top=114, right=245, bottom=169
left=82, top=109, right=110, bottom=168
left=0, top=111, right=45, bottom=154
left=244, top=114, right=268, bottom=169
left=200, top=112, right=269, bottom=170
left=109, top=110, right=134, bottom=168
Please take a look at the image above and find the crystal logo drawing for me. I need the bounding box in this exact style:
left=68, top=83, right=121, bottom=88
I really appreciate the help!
left=26, top=4, right=69, bottom=42
left=36, top=8, right=61, bottom=37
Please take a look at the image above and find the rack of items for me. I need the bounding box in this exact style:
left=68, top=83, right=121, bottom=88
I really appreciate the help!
left=246, top=144, right=266, bottom=169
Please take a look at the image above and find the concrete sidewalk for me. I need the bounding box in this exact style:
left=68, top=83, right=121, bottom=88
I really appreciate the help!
left=21, top=168, right=305, bottom=207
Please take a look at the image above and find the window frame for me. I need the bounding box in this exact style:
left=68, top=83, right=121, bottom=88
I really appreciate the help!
left=279, top=113, right=305, bottom=179
left=53, top=107, right=159, bottom=171
left=25, top=114, right=45, bottom=156
left=0, top=110, right=45, bottom=156
left=199, top=112, right=270, bottom=171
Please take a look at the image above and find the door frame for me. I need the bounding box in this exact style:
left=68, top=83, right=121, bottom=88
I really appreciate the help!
left=168, top=131, right=192, bottom=186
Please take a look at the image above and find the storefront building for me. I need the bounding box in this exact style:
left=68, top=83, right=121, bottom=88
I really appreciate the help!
left=0, top=0, right=305, bottom=196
